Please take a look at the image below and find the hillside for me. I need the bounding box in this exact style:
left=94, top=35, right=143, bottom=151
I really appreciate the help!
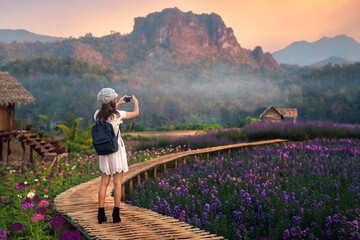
left=0, top=8, right=280, bottom=74
left=0, top=29, right=63, bottom=43
left=272, top=34, right=360, bottom=66
left=311, top=56, right=354, bottom=67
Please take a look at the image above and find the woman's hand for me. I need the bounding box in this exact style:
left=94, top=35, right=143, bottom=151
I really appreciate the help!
left=131, top=95, right=138, bottom=104
left=122, top=95, right=139, bottom=119
left=116, top=96, right=126, bottom=108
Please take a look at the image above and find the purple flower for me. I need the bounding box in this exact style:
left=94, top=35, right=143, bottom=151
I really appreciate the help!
left=62, top=230, right=80, bottom=240
left=7, top=200, right=14, bottom=205
left=32, top=195, right=41, bottom=203
left=325, top=216, right=332, bottom=227
left=10, top=222, right=23, bottom=231
left=36, top=207, right=47, bottom=215
left=283, top=229, right=290, bottom=239
left=22, top=198, right=34, bottom=209
left=48, top=216, right=64, bottom=230
left=0, top=229, right=6, bottom=240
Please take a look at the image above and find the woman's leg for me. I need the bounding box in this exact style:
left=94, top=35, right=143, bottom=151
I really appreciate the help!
left=113, top=172, right=123, bottom=207
left=112, top=172, right=123, bottom=223
left=98, top=173, right=111, bottom=208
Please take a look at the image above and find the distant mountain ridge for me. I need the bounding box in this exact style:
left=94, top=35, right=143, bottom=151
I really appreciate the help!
left=0, top=8, right=280, bottom=72
left=312, top=56, right=354, bottom=67
left=0, top=29, right=63, bottom=43
left=272, top=34, right=360, bottom=66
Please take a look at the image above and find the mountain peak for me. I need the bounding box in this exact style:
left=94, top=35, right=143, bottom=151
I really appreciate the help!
left=273, top=34, right=360, bottom=65
left=131, top=8, right=279, bottom=70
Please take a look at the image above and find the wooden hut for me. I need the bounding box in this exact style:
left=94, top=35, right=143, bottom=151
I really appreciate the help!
left=260, top=106, right=298, bottom=123
left=0, top=72, right=35, bottom=163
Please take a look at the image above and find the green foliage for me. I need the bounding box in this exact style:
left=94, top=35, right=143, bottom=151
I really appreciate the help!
left=37, top=114, right=50, bottom=132
left=2, top=57, right=360, bottom=130
left=236, top=116, right=261, bottom=127
left=55, top=118, right=94, bottom=153
left=156, top=123, right=221, bottom=131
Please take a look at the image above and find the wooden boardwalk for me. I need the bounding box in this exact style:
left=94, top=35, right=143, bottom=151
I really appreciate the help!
left=54, top=139, right=288, bottom=239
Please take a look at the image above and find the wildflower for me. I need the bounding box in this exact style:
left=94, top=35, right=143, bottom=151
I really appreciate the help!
left=48, top=216, right=64, bottom=230
left=31, top=214, right=44, bottom=222
left=31, top=194, right=41, bottom=202
left=10, top=222, right=23, bottom=231
left=0, top=229, right=7, bottom=240
left=283, top=229, right=290, bottom=239
left=39, top=200, right=49, bottom=206
left=0, top=196, right=5, bottom=200
left=4, top=182, right=9, bottom=186
left=44, top=195, right=48, bottom=199
left=22, top=199, right=34, bottom=209
left=36, top=207, right=47, bottom=215
left=27, top=192, right=35, bottom=199
left=62, top=230, right=81, bottom=240
left=325, top=216, right=332, bottom=227
left=50, top=180, right=55, bottom=184
left=43, top=189, right=49, bottom=192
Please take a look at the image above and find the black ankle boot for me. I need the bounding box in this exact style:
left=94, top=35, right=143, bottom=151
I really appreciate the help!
left=98, top=208, right=107, bottom=224
left=112, top=207, right=121, bottom=223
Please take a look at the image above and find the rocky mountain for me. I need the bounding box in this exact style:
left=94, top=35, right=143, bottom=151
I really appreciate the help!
left=0, top=8, right=280, bottom=73
left=272, top=34, right=360, bottom=66
left=0, top=29, right=63, bottom=43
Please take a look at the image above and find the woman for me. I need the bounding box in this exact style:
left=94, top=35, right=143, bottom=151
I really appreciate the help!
left=94, top=88, right=139, bottom=224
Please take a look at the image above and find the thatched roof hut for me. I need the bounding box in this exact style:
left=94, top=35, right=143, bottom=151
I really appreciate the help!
left=260, top=106, right=298, bottom=123
left=0, top=72, right=35, bottom=106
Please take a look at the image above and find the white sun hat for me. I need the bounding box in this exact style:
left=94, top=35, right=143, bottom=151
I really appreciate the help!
left=97, top=88, right=118, bottom=104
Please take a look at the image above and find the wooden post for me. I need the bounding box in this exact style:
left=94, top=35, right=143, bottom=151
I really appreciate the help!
left=0, top=140, right=3, bottom=162
left=21, top=141, right=26, bottom=162
left=121, top=184, right=125, bottom=201
left=153, top=167, right=157, bottom=178
left=174, top=160, right=177, bottom=168
left=129, top=180, right=133, bottom=196
left=30, top=145, right=34, bottom=163
left=163, top=163, right=166, bottom=172
left=137, top=175, right=141, bottom=185
left=206, top=153, right=210, bottom=160
left=228, top=149, right=231, bottom=154
left=7, top=137, right=11, bottom=165
left=144, top=171, right=148, bottom=180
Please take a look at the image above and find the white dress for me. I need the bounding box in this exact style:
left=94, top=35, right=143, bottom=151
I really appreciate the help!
left=94, top=110, right=129, bottom=175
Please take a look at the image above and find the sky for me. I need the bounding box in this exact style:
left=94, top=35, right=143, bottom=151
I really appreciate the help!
left=0, top=0, right=359, bottom=52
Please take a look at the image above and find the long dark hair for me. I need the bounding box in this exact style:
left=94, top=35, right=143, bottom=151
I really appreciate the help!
left=96, top=99, right=120, bottom=121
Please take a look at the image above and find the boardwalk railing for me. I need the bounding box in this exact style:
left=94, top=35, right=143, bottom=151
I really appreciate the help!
left=54, top=139, right=288, bottom=239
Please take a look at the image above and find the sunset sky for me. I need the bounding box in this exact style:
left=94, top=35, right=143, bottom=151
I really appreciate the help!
left=1, top=0, right=359, bottom=52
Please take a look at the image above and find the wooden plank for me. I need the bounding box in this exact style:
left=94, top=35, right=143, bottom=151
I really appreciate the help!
left=54, top=139, right=288, bottom=240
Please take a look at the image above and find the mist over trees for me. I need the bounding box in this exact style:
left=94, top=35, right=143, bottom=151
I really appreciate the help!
left=1, top=57, right=359, bottom=130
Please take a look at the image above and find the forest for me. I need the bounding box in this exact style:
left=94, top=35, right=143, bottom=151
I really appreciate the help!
left=1, top=57, right=360, bottom=130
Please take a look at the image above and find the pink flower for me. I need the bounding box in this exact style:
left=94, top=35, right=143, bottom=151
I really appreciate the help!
left=31, top=214, right=44, bottom=222
left=29, top=171, right=33, bottom=174
left=43, top=189, right=49, bottom=192
left=57, top=173, right=62, bottom=176
left=77, top=172, right=81, bottom=175
left=0, top=196, right=6, bottom=200
left=30, top=189, right=36, bottom=193
left=4, top=182, right=9, bottom=186
left=51, top=180, right=56, bottom=184
left=39, top=200, right=49, bottom=206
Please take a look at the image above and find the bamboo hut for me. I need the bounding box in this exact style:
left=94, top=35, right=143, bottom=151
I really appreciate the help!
left=0, top=72, right=35, bottom=164
left=260, top=106, right=298, bottom=123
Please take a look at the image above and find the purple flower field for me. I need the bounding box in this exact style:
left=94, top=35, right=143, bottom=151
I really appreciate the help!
left=127, top=138, right=360, bottom=239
